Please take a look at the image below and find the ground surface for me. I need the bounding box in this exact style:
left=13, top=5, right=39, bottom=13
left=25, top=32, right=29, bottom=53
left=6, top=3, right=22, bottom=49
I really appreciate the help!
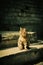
left=0, top=44, right=43, bottom=58
left=0, top=47, right=43, bottom=65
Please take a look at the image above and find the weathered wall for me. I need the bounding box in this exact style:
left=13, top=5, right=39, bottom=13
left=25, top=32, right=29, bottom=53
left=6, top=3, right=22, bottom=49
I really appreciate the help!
left=0, top=0, right=43, bottom=39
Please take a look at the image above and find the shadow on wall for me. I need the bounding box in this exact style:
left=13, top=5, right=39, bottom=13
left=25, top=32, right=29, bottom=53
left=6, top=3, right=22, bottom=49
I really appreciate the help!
left=0, top=48, right=43, bottom=65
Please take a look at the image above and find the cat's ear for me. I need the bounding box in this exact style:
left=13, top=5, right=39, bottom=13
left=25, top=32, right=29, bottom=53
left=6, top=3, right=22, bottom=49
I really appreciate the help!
left=20, top=27, right=22, bottom=31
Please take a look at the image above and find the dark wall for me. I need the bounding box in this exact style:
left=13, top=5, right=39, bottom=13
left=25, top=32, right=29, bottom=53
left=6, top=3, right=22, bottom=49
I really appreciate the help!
left=0, top=0, right=43, bottom=39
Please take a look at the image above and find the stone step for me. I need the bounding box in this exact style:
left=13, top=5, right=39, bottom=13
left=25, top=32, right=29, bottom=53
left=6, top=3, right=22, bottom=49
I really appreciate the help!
left=0, top=45, right=43, bottom=58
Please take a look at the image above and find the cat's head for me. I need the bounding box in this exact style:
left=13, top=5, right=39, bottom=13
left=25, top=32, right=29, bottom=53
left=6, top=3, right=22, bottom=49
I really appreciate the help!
left=19, top=27, right=27, bottom=37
